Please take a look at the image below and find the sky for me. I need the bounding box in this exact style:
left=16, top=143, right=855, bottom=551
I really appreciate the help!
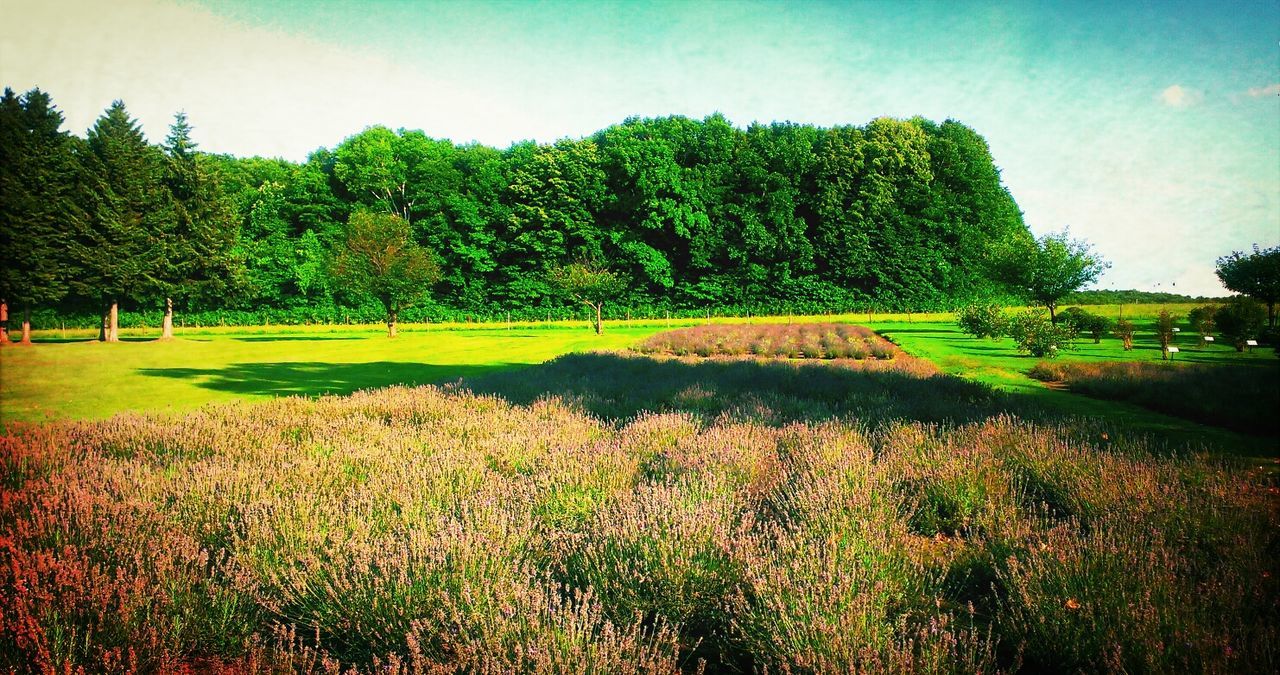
left=2, top=0, right=1277, bottom=296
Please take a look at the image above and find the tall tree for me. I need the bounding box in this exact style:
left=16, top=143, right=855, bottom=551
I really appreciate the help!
left=0, top=88, right=80, bottom=344
left=155, top=112, right=244, bottom=338
left=330, top=211, right=440, bottom=337
left=1216, top=245, right=1280, bottom=329
left=334, top=126, right=414, bottom=222
left=999, top=230, right=1109, bottom=323
left=71, top=100, right=171, bottom=341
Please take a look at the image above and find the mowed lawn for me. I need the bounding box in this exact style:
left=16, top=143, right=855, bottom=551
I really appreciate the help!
left=2, top=306, right=1274, bottom=460
left=0, top=326, right=665, bottom=423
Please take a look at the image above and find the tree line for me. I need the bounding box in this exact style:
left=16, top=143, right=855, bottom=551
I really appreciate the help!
left=1, top=86, right=1040, bottom=340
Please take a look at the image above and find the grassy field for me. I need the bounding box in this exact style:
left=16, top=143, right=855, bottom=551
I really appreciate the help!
left=3, top=316, right=1277, bottom=672
left=4, top=307, right=1273, bottom=459
left=3, top=327, right=1275, bottom=672
left=0, top=327, right=653, bottom=423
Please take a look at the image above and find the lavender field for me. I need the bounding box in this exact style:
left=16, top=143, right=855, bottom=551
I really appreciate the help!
left=2, top=327, right=1277, bottom=673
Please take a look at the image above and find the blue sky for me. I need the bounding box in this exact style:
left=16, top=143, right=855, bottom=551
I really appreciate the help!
left=2, top=0, right=1276, bottom=295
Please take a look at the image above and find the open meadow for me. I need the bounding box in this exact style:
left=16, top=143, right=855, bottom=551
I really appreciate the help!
left=2, top=316, right=1277, bottom=673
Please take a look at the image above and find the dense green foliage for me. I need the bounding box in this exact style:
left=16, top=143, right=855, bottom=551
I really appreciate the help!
left=1059, top=307, right=1109, bottom=343
left=1, top=87, right=1040, bottom=330
left=955, top=301, right=1007, bottom=339
left=1216, top=245, right=1280, bottom=328
left=1214, top=298, right=1266, bottom=351
left=1005, top=310, right=1076, bottom=358
left=1059, top=289, right=1223, bottom=305
left=996, top=231, right=1109, bottom=323
left=329, top=211, right=441, bottom=337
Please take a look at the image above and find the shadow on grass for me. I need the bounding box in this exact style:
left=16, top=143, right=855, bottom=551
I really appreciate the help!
left=459, top=352, right=1277, bottom=458
left=139, top=361, right=519, bottom=398
left=460, top=351, right=1026, bottom=428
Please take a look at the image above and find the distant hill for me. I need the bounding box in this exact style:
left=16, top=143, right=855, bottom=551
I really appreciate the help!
left=1062, top=289, right=1229, bottom=305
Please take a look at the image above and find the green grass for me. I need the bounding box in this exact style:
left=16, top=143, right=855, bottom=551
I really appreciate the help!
left=0, top=327, right=657, bottom=423
left=4, top=310, right=1274, bottom=461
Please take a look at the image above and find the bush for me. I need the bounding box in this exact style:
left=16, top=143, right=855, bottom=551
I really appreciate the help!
left=1187, top=305, right=1217, bottom=342
left=955, top=302, right=1006, bottom=339
left=1214, top=299, right=1266, bottom=352
left=1006, top=310, right=1076, bottom=358
left=1114, top=319, right=1136, bottom=351
left=1059, top=307, right=1110, bottom=344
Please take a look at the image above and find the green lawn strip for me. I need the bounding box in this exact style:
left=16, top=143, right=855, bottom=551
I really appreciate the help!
left=0, top=327, right=664, bottom=424
left=876, top=321, right=1278, bottom=463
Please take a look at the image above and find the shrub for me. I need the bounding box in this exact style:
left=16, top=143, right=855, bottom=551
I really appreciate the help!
left=1113, top=318, right=1136, bottom=351
left=1006, top=310, right=1076, bottom=358
left=1214, top=298, right=1266, bottom=352
left=956, top=302, right=1006, bottom=339
left=1059, top=307, right=1110, bottom=344
left=1187, top=305, right=1218, bottom=342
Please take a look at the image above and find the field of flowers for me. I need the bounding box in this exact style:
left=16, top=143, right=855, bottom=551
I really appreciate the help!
left=634, top=323, right=896, bottom=360
left=2, top=328, right=1278, bottom=673
left=1029, top=360, right=1279, bottom=436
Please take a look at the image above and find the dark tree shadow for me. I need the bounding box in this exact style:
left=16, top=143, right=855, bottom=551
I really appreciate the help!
left=459, top=352, right=1034, bottom=428
left=139, top=361, right=520, bottom=398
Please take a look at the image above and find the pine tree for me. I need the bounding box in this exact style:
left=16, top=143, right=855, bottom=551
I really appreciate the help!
left=0, top=88, right=80, bottom=345
left=154, top=112, right=243, bottom=338
left=71, top=100, right=171, bottom=341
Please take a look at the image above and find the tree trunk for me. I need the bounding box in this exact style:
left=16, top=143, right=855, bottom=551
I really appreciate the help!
left=1269, top=302, right=1275, bottom=329
left=99, top=305, right=109, bottom=342
left=19, top=307, right=32, bottom=345
left=161, top=297, right=174, bottom=340
left=593, top=303, right=603, bottom=335
left=387, top=307, right=398, bottom=338
left=0, top=299, right=8, bottom=344
left=1048, top=304, right=1057, bottom=324
left=103, top=300, right=119, bottom=342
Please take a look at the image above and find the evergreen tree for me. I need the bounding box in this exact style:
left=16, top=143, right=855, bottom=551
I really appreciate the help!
left=71, top=100, right=171, bottom=341
left=155, top=112, right=243, bottom=338
left=0, top=88, right=80, bottom=344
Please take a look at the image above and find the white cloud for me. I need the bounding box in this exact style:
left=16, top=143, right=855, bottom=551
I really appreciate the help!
left=1246, top=83, right=1280, bottom=98
left=1159, top=84, right=1202, bottom=108
left=0, top=0, right=512, bottom=160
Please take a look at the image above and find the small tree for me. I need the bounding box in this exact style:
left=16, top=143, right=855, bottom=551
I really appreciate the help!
left=549, top=260, right=628, bottom=335
left=956, top=302, right=1006, bottom=339
left=1187, top=305, right=1217, bottom=344
left=998, top=230, right=1109, bottom=323
left=330, top=211, right=440, bottom=338
left=1214, top=298, right=1265, bottom=352
left=1155, top=310, right=1175, bottom=360
left=1005, top=310, right=1075, bottom=358
left=1216, top=245, right=1280, bottom=329
left=1113, top=318, right=1135, bottom=351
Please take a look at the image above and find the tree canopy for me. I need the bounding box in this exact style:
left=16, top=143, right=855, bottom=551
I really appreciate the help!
left=330, top=211, right=440, bottom=337
left=1216, top=245, right=1280, bottom=329
left=4, top=87, right=1081, bottom=331
left=998, top=230, right=1109, bottom=323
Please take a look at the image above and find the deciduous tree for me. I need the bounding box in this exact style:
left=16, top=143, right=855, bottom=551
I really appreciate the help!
left=999, top=230, right=1109, bottom=323
left=330, top=211, right=440, bottom=337
left=549, top=259, right=628, bottom=335
left=1216, top=245, right=1280, bottom=329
